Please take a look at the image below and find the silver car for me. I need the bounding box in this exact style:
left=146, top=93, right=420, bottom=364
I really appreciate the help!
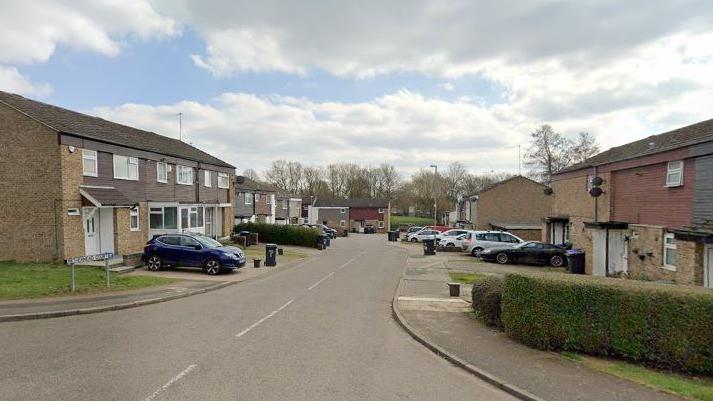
left=462, top=231, right=523, bottom=256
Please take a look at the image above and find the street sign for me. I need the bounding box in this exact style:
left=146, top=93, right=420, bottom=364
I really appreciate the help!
left=66, top=252, right=114, bottom=265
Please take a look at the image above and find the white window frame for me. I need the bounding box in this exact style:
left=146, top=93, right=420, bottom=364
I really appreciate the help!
left=176, top=165, right=194, bottom=185
left=378, top=208, right=385, bottom=214
left=255, top=193, right=260, bottom=203
left=340, top=208, right=346, bottom=214
left=666, top=160, right=684, bottom=187
left=204, top=170, right=211, bottom=187
left=156, top=162, right=168, bottom=183
left=282, top=199, right=288, bottom=210
left=113, top=155, right=139, bottom=181
left=663, top=233, right=677, bottom=270
left=82, top=149, right=98, bottom=177
left=244, top=193, right=252, bottom=205
left=266, top=194, right=270, bottom=205
left=217, top=172, right=229, bottom=189
left=378, top=221, right=385, bottom=229
left=129, top=206, right=140, bottom=231
left=340, top=220, right=346, bottom=227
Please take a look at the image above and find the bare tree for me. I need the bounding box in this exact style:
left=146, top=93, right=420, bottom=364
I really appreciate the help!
left=443, top=161, right=468, bottom=203
left=570, top=131, right=600, bottom=164
left=378, top=163, right=400, bottom=199
left=524, top=125, right=574, bottom=184
left=264, top=160, right=291, bottom=191
left=302, top=166, right=327, bottom=197
left=242, top=168, right=260, bottom=181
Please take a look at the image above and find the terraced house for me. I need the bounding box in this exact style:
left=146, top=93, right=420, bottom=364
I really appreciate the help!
left=0, top=91, right=235, bottom=263
left=547, top=118, right=713, bottom=287
left=233, top=176, right=278, bottom=224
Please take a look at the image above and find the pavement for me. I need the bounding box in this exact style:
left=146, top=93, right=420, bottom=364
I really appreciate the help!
left=0, top=234, right=518, bottom=401
left=392, top=247, right=688, bottom=401
left=0, top=244, right=317, bottom=322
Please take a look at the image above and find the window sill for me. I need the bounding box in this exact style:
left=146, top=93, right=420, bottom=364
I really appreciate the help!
left=114, top=176, right=139, bottom=181
left=83, top=173, right=98, bottom=178
left=660, top=264, right=677, bottom=272
left=176, top=182, right=193, bottom=186
left=130, top=228, right=140, bottom=232
left=665, top=184, right=683, bottom=188
left=157, top=180, right=168, bottom=184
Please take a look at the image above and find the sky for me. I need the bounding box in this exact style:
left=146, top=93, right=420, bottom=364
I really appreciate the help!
left=2, top=0, right=713, bottom=176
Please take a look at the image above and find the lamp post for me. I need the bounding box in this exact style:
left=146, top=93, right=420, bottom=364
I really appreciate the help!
left=430, top=164, right=438, bottom=226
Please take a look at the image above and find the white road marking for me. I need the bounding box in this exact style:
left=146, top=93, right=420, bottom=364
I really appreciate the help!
left=236, top=299, right=294, bottom=338
left=142, top=364, right=197, bottom=401
left=307, top=271, right=335, bottom=290
left=307, top=252, right=365, bottom=290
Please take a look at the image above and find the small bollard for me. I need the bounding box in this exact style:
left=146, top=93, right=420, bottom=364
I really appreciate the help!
left=278, top=248, right=284, bottom=256
left=105, top=257, right=111, bottom=287
left=253, top=258, right=262, bottom=268
left=448, top=282, right=461, bottom=297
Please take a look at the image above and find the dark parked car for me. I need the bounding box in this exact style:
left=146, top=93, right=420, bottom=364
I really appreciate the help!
left=142, top=233, right=246, bottom=275
left=364, top=224, right=376, bottom=234
left=302, top=223, right=337, bottom=238
left=480, top=241, right=567, bottom=267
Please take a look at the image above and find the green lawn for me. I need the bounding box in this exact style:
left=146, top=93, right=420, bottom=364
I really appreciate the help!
left=391, top=215, right=434, bottom=229
left=563, top=353, right=713, bottom=401
left=448, top=271, right=488, bottom=285
left=240, top=245, right=308, bottom=262
left=0, top=261, right=179, bottom=300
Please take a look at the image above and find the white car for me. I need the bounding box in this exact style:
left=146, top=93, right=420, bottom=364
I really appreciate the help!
left=407, top=229, right=439, bottom=242
left=462, top=231, right=524, bottom=256
left=436, top=229, right=470, bottom=246
left=438, top=233, right=468, bottom=248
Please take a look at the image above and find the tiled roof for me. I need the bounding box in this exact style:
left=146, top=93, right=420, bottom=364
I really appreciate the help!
left=477, top=175, right=546, bottom=195
left=235, top=176, right=278, bottom=192
left=80, top=186, right=135, bottom=206
left=0, top=90, right=234, bottom=168
left=558, top=118, right=713, bottom=174
left=314, top=198, right=390, bottom=208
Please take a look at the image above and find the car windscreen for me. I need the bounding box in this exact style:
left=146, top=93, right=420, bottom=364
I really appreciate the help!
left=195, top=236, right=223, bottom=249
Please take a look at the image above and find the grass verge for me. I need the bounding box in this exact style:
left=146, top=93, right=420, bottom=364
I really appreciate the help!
left=240, top=245, right=308, bottom=262
left=0, top=261, right=179, bottom=300
left=448, top=271, right=488, bottom=285
left=390, top=215, right=434, bottom=229
left=563, top=353, right=713, bottom=401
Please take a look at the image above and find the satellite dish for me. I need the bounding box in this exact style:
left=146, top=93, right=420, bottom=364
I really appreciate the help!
left=589, top=187, right=603, bottom=197
left=591, top=176, right=604, bottom=186
left=543, top=187, right=553, bottom=195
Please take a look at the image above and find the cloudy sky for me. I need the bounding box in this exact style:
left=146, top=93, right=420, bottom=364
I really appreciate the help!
left=2, top=0, right=713, bottom=175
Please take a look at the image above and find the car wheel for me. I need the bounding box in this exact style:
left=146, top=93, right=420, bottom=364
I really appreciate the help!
left=550, top=255, right=565, bottom=267
left=410, top=238, right=418, bottom=242
left=204, top=259, right=222, bottom=275
left=496, top=252, right=509, bottom=264
left=146, top=255, right=163, bottom=271
left=471, top=247, right=484, bottom=257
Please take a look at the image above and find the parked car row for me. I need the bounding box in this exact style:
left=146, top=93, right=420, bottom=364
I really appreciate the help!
left=300, top=223, right=338, bottom=238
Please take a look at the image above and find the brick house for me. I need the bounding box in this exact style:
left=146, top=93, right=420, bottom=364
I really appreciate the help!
left=468, top=176, right=552, bottom=240
left=547, top=118, right=713, bottom=287
left=233, top=176, right=277, bottom=224
left=274, top=193, right=303, bottom=225
left=309, top=198, right=391, bottom=233
left=0, top=91, right=235, bottom=263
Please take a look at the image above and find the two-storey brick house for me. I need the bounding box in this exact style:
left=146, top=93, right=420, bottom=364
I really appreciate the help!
left=309, top=198, right=391, bottom=232
left=233, top=176, right=277, bottom=224
left=0, top=91, right=235, bottom=263
left=274, top=193, right=303, bottom=225
left=548, top=118, right=713, bottom=287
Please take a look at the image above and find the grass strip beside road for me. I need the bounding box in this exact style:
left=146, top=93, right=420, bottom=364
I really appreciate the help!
left=448, top=271, right=488, bottom=285
left=563, top=353, right=713, bottom=401
left=390, top=215, right=434, bottom=229
left=240, top=245, right=308, bottom=262
left=0, top=261, right=179, bottom=300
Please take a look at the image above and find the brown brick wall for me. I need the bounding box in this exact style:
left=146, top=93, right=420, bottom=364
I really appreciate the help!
left=59, top=144, right=85, bottom=260
left=0, top=104, right=64, bottom=261
left=476, top=177, right=552, bottom=229
left=114, top=203, right=148, bottom=256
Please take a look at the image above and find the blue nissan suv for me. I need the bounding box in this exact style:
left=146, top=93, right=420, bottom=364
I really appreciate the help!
left=142, top=233, right=246, bottom=275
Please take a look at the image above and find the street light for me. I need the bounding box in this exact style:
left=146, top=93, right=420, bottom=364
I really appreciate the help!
left=430, top=164, right=438, bottom=226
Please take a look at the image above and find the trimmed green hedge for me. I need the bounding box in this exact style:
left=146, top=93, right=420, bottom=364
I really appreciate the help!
left=233, top=223, right=320, bottom=248
left=501, top=273, right=713, bottom=375
left=471, top=275, right=504, bottom=327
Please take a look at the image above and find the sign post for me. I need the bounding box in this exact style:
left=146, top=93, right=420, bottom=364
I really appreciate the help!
left=105, top=257, right=110, bottom=287
left=70, top=263, right=76, bottom=292
left=66, top=252, right=114, bottom=292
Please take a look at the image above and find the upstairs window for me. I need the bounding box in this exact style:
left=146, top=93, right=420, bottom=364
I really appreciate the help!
left=204, top=170, right=211, bottom=187
left=282, top=200, right=288, bottom=209
left=666, top=161, right=683, bottom=187
left=340, top=208, right=346, bottom=214
left=114, top=155, right=138, bottom=180
left=218, top=173, right=229, bottom=189
left=244, top=193, right=252, bottom=205
left=156, top=162, right=167, bottom=183
left=266, top=194, right=270, bottom=204
left=176, top=165, right=193, bottom=185
left=82, top=149, right=97, bottom=177
left=378, top=208, right=385, bottom=214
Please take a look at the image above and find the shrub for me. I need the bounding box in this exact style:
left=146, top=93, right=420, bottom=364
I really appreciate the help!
left=471, top=275, right=504, bottom=328
left=233, top=223, right=321, bottom=248
left=501, top=273, right=713, bottom=375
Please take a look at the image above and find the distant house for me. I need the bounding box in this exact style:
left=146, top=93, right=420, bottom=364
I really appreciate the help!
left=469, top=176, right=552, bottom=240
left=233, top=176, right=278, bottom=224
left=309, top=198, right=391, bottom=233
left=275, top=193, right=303, bottom=225
left=548, top=118, right=713, bottom=287
left=0, top=91, right=235, bottom=263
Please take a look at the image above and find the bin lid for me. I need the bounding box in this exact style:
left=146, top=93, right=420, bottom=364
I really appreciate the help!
left=266, top=243, right=277, bottom=247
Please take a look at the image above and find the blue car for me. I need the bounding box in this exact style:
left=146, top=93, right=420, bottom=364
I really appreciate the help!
left=142, top=233, right=246, bottom=275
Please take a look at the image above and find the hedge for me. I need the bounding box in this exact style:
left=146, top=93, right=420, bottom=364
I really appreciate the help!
left=471, top=275, right=504, bottom=327
left=501, top=273, right=713, bottom=375
left=233, top=223, right=320, bottom=248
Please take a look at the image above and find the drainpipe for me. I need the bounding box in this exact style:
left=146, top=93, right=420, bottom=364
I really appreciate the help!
left=593, top=166, right=599, bottom=223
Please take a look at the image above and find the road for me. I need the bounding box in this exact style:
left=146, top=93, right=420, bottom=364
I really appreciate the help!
left=0, top=235, right=517, bottom=401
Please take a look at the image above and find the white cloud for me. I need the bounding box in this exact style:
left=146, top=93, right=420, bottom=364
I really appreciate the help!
left=0, top=0, right=179, bottom=64
left=0, top=66, right=52, bottom=97
left=89, top=91, right=523, bottom=174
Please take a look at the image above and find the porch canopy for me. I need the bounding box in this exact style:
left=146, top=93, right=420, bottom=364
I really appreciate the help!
left=80, top=186, right=135, bottom=207
left=489, top=221, right=542, bottom=230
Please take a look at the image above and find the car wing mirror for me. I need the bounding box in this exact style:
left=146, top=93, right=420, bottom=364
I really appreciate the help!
left=192, top=244, right=202, bottom=250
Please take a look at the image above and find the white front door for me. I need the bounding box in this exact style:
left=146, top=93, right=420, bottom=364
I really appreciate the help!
left=608, top=230, right=628, bottom=274
left=591, top=229, right=607, bottom=276
left=705, top=245, right=713, bottom=289
left=83, top=207, right=100, bottom=256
